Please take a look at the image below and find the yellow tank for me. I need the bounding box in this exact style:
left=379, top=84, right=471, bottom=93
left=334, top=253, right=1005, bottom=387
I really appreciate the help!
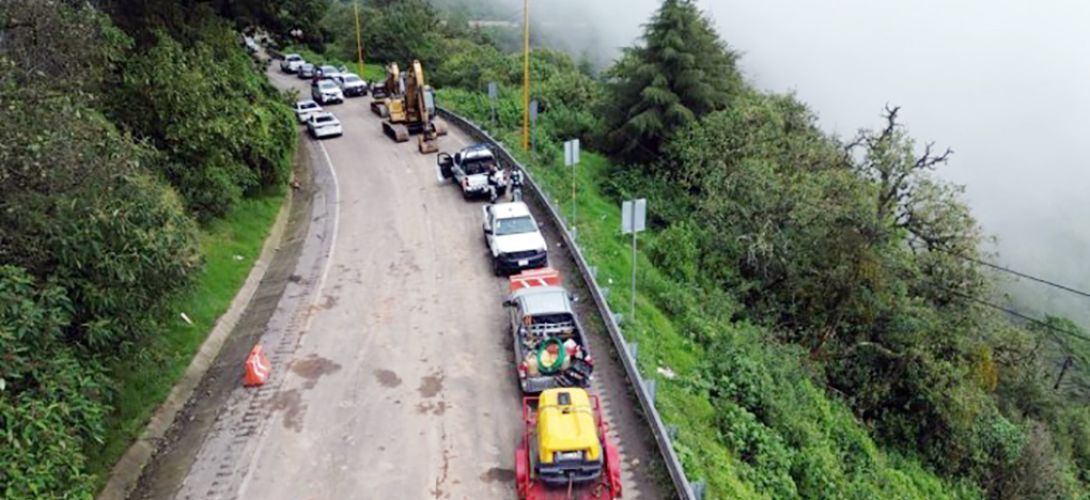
left=536, top=388, right=601, bottom=464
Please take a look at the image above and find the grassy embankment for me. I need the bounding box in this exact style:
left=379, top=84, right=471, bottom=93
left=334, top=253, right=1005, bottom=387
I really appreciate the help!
left=440, top=92, right=978, bottom=498
left=87, top=189, right=285, bottom=486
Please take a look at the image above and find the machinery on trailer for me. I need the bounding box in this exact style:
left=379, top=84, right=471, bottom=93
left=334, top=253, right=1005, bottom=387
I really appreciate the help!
left=505, top=269, right=594, bottom=393
left=516, top=388, right=622, bottom=499
left=380, top=59, right=447, bottom=153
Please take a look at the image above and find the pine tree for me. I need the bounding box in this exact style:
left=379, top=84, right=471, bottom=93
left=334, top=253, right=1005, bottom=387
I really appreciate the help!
left=602, top=0, right=741, bottom=168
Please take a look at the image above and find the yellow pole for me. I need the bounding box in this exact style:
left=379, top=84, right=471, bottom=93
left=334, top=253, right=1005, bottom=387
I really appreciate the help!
left=353, top=0, right=365, bottom=76
left=521, top=0, right=530, bottom=151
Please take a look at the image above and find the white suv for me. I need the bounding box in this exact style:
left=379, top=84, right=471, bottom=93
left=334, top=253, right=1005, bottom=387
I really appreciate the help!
left=311, top=79, right=344, bottom=105
left=280, top=54, right=304, bottom=73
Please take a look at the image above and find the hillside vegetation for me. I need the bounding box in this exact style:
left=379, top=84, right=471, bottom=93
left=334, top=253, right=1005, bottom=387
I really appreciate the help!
left=0, top=0, right=311, bottom=495
left=311, top=0, right=1090, bottom=498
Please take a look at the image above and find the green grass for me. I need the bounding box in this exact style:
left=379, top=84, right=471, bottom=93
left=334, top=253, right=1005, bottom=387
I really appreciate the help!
left=87, top=188, right=286, bottom=488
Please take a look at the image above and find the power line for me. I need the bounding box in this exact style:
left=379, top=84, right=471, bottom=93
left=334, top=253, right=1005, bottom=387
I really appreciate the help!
left=946, top=252, right=1090, bottom=300
left=945, top=287, right=1090, bottom=343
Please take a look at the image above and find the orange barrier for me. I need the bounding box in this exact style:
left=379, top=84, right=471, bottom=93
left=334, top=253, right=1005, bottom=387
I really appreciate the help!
left=244, top=344, right=271, bottom=387
left=508, top=267, right=562, bottom=292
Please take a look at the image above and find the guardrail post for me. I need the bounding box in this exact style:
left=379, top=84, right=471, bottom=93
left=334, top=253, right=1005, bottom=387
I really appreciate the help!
left=667, top=424, right=679, bottom=441
left=627, top=341, right=638, bottom=360
left=643, top=378, right=657, bottom=403
left=601, top=287, right=609, bottom=299
left=612, top=313, right=623, bottom=325
left=589, top=266, right=597, bottom=279
left=690, top=481, right=706, bottom=500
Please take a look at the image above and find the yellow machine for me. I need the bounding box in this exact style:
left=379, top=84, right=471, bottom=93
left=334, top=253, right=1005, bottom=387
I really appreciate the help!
left=369, top=62, right=403, bottom=117
left=380, top=59, right=447, bottom=153
left=536, top=389, right=602, bottom=467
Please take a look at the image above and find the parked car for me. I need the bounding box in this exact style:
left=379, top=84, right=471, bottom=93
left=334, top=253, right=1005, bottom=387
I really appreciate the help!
left=297, top=63, right=316, bottom=79
left=311, top=79, right=344, bottom=105
left=306, top=112, right=342, bottom=139
left=336, top=73, right=368, bottom=97
left=482, top=201, right=548, bottom=275
left=316, top=65, right=340, bottom=80
left=280, top=54, right=304, bottom=73
left=293, top=100, right=323, bottom=123
left=242, top=36, right=258, bottom=54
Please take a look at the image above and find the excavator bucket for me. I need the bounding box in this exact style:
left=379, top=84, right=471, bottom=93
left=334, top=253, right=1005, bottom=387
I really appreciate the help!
left=418, top=135, right=438, bottom=154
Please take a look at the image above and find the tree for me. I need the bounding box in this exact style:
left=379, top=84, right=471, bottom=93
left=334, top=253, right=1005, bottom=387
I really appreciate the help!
left=601, top=0, right=741, bottom=168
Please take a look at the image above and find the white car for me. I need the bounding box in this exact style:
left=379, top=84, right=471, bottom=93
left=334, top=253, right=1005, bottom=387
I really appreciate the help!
left=294, top=100, right=323, bottom=123
left=336, top=73, right=368, bottom=97
left=307, top=112, right=343, bottom=139
left=311, top=79, right=344, bottom=104
left=280, top=54, right=304, bottom=73
left=482, top=202, right=548, bottom=275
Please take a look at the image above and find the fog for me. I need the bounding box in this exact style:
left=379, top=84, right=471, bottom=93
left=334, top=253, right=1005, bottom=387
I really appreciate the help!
left=499, top=0, right=1090, bottom=324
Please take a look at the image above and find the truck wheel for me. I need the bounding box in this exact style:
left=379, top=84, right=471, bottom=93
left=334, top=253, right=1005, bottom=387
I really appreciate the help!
left=492, top=259, right=503, bottom=277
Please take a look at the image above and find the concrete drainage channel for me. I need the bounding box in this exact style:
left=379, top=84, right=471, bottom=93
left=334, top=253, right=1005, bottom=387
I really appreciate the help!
left=440, top=108, right=702, bottom=500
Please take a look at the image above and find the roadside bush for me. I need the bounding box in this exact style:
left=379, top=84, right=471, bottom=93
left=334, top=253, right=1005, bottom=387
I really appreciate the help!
left=110, top=25, right=294, bottom=219
left=0, top=266, right=106, bottom=498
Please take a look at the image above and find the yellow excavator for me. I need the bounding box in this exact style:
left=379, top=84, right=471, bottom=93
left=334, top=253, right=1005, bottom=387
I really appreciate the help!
left=370, top=62, right=402, bottom=117
left=380, top=59, right=447, bottom=154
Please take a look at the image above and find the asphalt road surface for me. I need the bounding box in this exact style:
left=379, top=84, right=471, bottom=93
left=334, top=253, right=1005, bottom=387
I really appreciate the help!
left=133, top=62, right=666, bottom=500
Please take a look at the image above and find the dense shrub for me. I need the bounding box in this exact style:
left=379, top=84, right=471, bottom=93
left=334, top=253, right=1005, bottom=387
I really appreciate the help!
left=109, top=24, right=294, bottom=219
left=0, top=267, right=106, bottom=498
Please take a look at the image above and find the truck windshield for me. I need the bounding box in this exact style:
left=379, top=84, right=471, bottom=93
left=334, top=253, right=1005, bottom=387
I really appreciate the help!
left=496, top=215, right=536, bottom=236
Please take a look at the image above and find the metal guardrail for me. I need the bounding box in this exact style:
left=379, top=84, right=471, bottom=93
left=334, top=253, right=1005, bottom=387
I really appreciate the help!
left=439, top=108, right=696, bottom=500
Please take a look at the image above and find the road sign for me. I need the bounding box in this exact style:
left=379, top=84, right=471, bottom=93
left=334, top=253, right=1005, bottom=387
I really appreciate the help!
left=564, top=138, right=580, bottom=167
left=565, top=139, right=581, bottom=231
left=622, top=198, right=647, bottom=322
left=488, top=81, right=498, bottom=131
left=621, top=198, right=646, bottom=234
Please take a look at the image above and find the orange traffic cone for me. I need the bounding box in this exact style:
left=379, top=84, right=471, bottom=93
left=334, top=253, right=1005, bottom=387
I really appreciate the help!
left=244, top=344, right=271, bottom=387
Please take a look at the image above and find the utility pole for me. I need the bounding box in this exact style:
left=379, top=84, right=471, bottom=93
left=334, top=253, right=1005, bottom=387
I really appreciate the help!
left=353, top=1, right=365, bottom=77
left=521, top=0, right=530, bottom=151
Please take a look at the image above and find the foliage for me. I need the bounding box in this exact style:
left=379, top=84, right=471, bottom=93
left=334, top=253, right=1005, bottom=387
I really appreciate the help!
left=0, top=0, right=294, bottom=496
left=109, top=21, right=295, bottom=219
left=0, top=266, right=105, bottom=498
left=600, top=0, right=742, bottom=167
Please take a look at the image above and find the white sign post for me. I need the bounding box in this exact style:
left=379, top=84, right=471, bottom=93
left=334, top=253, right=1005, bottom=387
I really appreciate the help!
left=621, top=198, right=647, bottom=322
left=530, top=99, right=539, bottom=154
left=487, top=81, right=498, bottom=130
left=564, top=139, right=580, bottom=234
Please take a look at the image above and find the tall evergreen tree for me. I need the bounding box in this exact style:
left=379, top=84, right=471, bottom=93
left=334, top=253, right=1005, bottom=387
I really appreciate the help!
left=602, top=0, right=741, bottom=168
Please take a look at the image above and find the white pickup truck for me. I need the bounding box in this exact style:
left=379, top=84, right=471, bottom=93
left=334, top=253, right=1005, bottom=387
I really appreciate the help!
left=437, top=144, right=505, bottom=200
left=483, top=201, right=548, bottom=276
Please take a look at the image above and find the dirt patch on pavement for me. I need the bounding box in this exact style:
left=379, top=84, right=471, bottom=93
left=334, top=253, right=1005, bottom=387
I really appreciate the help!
left=418, top=371, right=445, bottom=398
left=270, top=389, right=305, bottom=432
left=479, top=467, right=516, bottom=483
left=374, top=369, right=403, bottom=388
left=291, top=355, right=341, bottom=389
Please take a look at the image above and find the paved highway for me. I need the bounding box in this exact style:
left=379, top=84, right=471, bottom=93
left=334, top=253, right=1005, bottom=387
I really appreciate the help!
left=133, top=62, right=666, bottom=499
